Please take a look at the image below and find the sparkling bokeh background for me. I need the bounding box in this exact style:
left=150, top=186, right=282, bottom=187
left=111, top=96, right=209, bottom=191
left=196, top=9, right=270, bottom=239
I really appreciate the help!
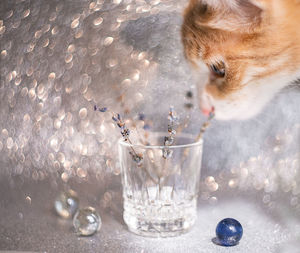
left=1, top=0, right=300, bottom=252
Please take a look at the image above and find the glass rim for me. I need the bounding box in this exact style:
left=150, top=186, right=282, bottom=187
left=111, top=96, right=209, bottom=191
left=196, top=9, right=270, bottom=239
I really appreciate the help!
left=118, top=132, right=203, bottom=149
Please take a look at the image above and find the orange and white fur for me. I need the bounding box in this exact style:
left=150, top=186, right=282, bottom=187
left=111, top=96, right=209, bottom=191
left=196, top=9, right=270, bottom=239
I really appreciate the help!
left=182, top=0, right=300, bottom=120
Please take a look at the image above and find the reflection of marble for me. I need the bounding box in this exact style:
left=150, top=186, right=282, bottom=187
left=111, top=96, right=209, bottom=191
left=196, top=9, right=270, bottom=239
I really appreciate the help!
left=0, top=178, right=300, bottom=252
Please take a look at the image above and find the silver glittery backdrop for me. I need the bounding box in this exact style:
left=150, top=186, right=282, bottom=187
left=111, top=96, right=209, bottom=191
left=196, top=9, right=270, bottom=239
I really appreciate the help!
left=1, top=0, right=300, bottom=252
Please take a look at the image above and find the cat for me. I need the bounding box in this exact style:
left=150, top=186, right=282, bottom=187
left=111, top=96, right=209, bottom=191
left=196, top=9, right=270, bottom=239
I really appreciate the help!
left=181, top=0, right=300, bottom=120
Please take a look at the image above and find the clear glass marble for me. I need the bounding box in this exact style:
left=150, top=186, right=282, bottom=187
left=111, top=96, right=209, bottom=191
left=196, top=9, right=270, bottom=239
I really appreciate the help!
left=54, top=190, right=79, bottom=219
left=118, top=133, right=203, bottom=237
left=73, top=207, right=101, bottom=236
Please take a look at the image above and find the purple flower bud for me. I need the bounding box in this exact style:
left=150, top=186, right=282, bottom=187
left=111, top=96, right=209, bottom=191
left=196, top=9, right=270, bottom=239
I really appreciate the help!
left=129, top=152, right=143, bottom=166
left=121, top=128, right=130, bottom=138
left=99, top=107, right=107, bottom=112
left=138, top=113, right=145, bottom=121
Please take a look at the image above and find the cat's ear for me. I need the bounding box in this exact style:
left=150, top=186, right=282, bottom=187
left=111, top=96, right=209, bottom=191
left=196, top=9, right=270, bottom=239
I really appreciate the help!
left=194, top=0, right=264, bottom=33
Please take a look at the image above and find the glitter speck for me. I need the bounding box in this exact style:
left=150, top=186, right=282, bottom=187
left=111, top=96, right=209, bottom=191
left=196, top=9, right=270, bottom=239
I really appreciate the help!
left=79, top=108, right=88, bottom=119
left=106, top=58, right=118, bottom=68
left=42, top=38, right=49, bottom=47
left=50, top=137, right=58, bottom=150
left=0, top=26, right=6, bottom=35
left=121, top=79, right=131, bottom=87
left=34, top=30, right=42, bottom=39
left=54, top=119, right=62, bottom=129
left=103, top=37, right=114, bottom=46
left=51, top=26, right=59, bottom=35
left=65, top=54, right=73, bottom=63
left=132, top=70, right=140, bottom=81
left=23, top=9, right=30, bottom=18
left=37, top=84, right=44, bottom=95
left=67, top=44, right=75, bottom=53
left=113, top=0, right=122, bottom=4
left=89, top=2, right=96, bottom=9
left=57, top=152, right=65, bottom=163
left=42, top=24, right=51, bottom=33
left=15, top=77, right=21, bottom=86
left=228, top=179, right=238, bottom=188
left=61, top=172, right=69, bottom=182
left=93, top=17, right=103, bottom=26
left=5, top=10, right=13, bottom=19
left=138, top=52, right=147, bottom=60
left=7, top=137, right=13, bottom=149
left=25, top=196, right=31, bottom=204
left=49, top=12, right=57, bottom=22
left=150, top=0, right=160, bottom=5
left=205, top=176, right=215, bottom=185
left=1, top=50, right=7, bottom=58
left=77, top=167, right=87, bottom=178
left=75, top=29, right=83, bottom=38
left=71, top=19, right=79, bottom=29
left=209, top=196, right=218, bottom=205
left=23, top=114, right=30, bottom=122
left=135, top=92, right=143, bottom=102
left=48, top=72, right=56, bottom=80
left=2, top=129, right=8, bottom=137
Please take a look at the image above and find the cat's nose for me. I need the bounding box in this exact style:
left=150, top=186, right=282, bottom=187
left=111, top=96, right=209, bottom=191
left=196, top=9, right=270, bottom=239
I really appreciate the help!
left=201, top=106, right=214, bottom=116
left=200, top=91, right=214, bottom=116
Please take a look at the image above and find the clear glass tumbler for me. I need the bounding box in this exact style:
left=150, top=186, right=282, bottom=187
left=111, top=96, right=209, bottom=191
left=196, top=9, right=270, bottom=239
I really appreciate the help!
left=118, top=132, right=203, bottom=237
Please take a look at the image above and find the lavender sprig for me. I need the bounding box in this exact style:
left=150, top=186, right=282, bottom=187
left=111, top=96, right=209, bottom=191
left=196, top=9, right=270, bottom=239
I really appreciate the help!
left=94, top=105, right=141, bottom=163
left=196, top=110, right=215, bottom=141
left=95, top=105, right=160, bottom=184
left=94, top=105, right=131, bottom=142
left=94, top=106, right=162, bottom=184
left=174, top=91, right=194, bottom=138
left=162, top=106, right=179, bottom=159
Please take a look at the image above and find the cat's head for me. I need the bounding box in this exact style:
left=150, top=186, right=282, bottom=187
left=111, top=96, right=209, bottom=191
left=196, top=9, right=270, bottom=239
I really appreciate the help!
left=182, top=0, right=296, bottom=120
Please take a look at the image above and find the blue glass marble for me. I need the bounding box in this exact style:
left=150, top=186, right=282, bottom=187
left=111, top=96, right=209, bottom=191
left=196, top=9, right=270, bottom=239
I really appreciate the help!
left=215, top=218, right=243, bottom=247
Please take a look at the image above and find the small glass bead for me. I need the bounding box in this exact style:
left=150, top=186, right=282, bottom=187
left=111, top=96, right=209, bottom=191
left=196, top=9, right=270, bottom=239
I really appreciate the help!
left=73, top=207, right=101, bottom=236
left=54, top=190, right=79, bottom=219
left=215, top=218, right=243, bottom=247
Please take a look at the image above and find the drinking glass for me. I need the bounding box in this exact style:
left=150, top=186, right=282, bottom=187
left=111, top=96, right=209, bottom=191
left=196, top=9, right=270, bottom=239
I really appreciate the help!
left=118, top=132, right=203, bottom=237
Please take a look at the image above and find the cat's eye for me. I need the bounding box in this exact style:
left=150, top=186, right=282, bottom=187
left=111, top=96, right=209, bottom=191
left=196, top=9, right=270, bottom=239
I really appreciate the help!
left=210, top=64, right=225, bottom=78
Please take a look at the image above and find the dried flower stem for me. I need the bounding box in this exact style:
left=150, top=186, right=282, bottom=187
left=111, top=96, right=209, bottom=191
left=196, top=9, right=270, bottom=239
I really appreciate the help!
left=94, top=105, right=158, bottom=184
left=195, top=111, right=215, bottom=141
